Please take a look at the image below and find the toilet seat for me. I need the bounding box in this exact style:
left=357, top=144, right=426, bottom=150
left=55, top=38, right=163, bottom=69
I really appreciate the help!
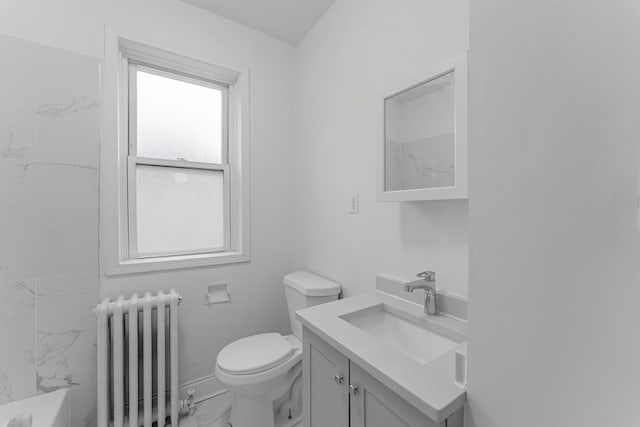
left=215, top=334, right=302, bottom=386
left=217, top=333, right=294, bottom=375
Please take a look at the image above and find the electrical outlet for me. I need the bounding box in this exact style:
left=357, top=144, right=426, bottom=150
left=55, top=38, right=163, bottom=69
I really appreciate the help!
left=350, top=194, right=359, bottom=215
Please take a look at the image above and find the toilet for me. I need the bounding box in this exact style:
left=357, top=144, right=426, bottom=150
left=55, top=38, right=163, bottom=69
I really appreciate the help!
left=215, top=271, right=341, bottom=427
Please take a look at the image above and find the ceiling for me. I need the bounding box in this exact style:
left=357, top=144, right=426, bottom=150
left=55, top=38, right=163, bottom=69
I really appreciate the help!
left=180, top=0, right=336, bottom=45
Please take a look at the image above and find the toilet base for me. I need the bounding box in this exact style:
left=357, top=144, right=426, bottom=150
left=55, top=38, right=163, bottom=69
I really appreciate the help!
left=275, top=413, right=302, bottom=427
left=227, top=391, right=301, bottom=427
left=274, top=395, right=302, bottom=427
left=229, top=393, right=275, bottom=427
left=226, top=361, right=302, bottom=427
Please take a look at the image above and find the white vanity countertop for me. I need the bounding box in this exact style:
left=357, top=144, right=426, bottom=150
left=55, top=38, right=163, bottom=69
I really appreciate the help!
left=296, top=291, right=467, bottom=423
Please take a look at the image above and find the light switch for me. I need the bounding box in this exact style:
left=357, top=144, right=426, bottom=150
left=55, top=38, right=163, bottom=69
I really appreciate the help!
left=350, top=194, right=359, bottom=215
left=637, top=195, right=640, bottom=231
left=637, top=160, right=640, bottom=231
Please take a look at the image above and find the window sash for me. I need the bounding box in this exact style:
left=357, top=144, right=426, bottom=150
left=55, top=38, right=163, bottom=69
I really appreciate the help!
left=125, top=61, right=231, bottom=260
left=127, top=63, right=229, bottom=165
left=127, top=156, right=231, bottom=259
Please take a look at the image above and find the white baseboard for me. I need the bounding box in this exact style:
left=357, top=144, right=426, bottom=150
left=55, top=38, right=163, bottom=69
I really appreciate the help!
left=179, top=374, right=228, bottom=404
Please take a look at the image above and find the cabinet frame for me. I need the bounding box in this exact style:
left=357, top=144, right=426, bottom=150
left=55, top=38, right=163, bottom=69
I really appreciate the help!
left=303, top=326, right=464, bottom=427
left=377, top=53, right=468, bottom=202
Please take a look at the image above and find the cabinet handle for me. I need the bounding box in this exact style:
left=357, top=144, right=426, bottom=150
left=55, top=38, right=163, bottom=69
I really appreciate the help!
left=349, top=384, right=358, bottom=395
left=334, top=374, right=344, bottom=385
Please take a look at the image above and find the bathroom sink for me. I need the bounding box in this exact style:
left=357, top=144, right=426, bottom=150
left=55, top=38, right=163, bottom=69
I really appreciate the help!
left=340, top=304, right=462, bottom=364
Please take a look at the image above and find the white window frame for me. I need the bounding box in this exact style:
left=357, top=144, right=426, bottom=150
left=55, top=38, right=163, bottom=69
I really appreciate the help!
left=127, top=64, right=231, bottom=258
left=101, top=32, right=251, bottom=275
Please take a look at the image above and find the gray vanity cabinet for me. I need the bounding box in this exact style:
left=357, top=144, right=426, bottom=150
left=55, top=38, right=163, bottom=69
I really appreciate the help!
left=349, top=362, right=443, bottom=427
left=303, top=327, right=350, bottom=427
left=303, top=327, right=462, bottom=427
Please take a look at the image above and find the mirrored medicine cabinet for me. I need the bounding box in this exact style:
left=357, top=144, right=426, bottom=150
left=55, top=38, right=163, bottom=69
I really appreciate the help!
left=377, top=54, right=468, bottom=202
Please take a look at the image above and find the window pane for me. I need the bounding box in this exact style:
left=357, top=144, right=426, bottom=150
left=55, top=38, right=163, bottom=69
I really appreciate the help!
left=136, top=69, right=223, bottom=163
left=135, top=165, right=224, bottom=255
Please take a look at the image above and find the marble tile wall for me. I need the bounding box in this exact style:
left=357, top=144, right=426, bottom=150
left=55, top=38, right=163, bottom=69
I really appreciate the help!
left=0, top=34, right=99, bottom=427
left=400, top=133, right=455, bottom=189
left=386, top=134, right=456, bottom=191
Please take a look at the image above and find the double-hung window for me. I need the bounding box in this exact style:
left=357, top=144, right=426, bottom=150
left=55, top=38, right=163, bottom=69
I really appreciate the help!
left=128, top=65, right=229, bottom=257
left=109, top=38, right=250, bottom=273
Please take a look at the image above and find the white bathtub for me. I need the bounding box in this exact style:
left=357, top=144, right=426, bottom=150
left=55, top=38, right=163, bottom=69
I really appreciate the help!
left=0, top=390, right=69, bottom=427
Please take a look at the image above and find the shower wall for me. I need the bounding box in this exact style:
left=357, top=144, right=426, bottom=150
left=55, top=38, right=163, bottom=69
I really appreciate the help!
left=0, top=34, right=100, bottom=427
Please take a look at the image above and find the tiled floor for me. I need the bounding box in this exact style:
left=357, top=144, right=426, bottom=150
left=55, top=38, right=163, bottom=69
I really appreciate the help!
left=193, top=391, right=303, bottom=427
left=194, top=392, right=232, bottom=427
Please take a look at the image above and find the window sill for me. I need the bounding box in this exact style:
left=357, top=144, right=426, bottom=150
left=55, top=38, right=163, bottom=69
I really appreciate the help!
left=106, top=251, right=250, bottom=275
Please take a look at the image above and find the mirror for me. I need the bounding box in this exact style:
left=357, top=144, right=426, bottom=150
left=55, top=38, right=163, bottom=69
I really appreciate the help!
left=385, top=71, right=455, bottom=191
left=378, top=55, right=467, bottom=201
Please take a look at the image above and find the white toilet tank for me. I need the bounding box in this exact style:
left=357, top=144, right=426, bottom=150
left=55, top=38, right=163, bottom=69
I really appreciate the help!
left=283, top=271, right=341, bottom=340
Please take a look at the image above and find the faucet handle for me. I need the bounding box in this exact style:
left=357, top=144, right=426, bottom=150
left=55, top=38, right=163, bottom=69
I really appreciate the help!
left=417, top=271, right=436, bottom=281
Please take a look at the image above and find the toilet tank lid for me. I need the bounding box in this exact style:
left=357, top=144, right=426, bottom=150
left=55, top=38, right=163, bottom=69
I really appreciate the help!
left=283, top=271, right=341, bottom=297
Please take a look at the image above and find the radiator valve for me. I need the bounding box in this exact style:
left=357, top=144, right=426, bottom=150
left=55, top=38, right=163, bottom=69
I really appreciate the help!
left=179, top=388, right=196, bottom=417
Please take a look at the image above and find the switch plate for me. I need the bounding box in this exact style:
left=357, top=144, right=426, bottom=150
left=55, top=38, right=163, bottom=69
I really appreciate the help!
left=637, top=194, right=640, bottom=231
left=350, top=194, right=359, bottom=215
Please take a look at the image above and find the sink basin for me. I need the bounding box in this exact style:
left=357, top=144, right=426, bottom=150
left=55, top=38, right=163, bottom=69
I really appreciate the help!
left=340, top=304, right=462, bottom=364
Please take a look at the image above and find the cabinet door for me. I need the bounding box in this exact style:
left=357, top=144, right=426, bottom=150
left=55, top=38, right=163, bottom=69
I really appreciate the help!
left=303, top=327, right=350, bottom=427
left=349, top=362, right=444, bottom=427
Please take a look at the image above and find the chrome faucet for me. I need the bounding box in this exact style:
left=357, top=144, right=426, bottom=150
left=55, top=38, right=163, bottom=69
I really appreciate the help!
left=404, top=271, right=437, bottom=315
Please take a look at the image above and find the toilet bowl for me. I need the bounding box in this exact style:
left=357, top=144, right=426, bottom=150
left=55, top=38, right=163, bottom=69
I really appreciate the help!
left=215, top=334, right=302, bottom=427
left=214, top=271, right=341, bottom=427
